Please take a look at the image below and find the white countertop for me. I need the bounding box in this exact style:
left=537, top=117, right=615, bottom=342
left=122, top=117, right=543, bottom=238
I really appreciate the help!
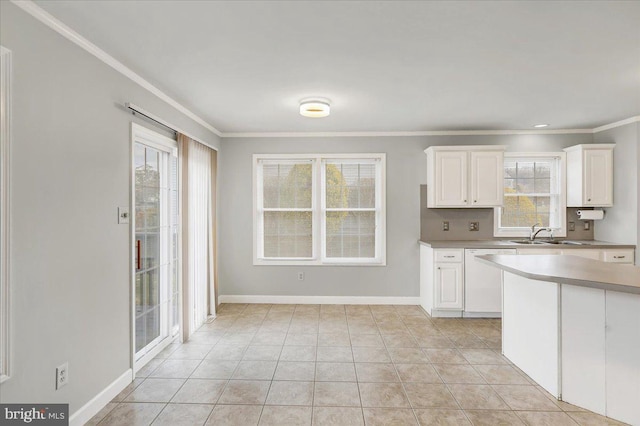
left=477, top=254, right=640, bottom=295
left=419, top=239, right=635, bottom=249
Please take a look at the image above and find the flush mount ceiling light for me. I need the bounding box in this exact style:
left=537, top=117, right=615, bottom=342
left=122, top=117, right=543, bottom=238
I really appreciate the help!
left=533, top=124, right=549, bottom=128
left=299, top=98, right=331, bottom=118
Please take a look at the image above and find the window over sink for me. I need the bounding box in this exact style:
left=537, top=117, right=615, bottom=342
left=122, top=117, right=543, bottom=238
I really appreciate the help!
left=494, top=152, right=566, bottom=238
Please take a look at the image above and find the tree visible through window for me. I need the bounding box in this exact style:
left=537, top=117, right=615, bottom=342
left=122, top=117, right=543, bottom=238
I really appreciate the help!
left=496, top=155, right=565, bottom=236
left=255, top=155, right=385, bottom=265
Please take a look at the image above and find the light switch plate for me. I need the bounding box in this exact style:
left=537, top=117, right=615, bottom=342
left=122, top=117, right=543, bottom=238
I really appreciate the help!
left=118, top=207, right=130, bottom=224
left=568, top=221, right=575, bottom=231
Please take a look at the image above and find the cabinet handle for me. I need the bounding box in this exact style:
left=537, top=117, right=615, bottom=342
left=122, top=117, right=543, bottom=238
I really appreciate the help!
left=444, top=255, right=455, bottom=258
left=473, top=200, right=477, bottom=203
left=437, top=267, right=441, bottom=270
left=588, top=198, right=591, bottom=201
left=613, top=255, right=625, bottom=259
left=464, top=200, right=467, bottom=203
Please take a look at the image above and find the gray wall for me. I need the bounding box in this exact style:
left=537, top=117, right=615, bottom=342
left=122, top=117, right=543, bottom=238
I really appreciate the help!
left=0, top=2, right=220, bottom=414
left=218, top=133, right=593, bottom=298
left=593, top=122, right=639, bottom=264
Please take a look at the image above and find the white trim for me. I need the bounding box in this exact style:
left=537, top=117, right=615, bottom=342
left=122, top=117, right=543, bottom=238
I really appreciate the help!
left=10, top=0, right=221, bottom=138
left=219, top=295, right=420, bottom=305
left=68, top=369, right=132, bottom=426
left=134, top=335, right=177, bottom=374
left=493, top=152, right=567, bottom=238
left=224, top=129, right=594, bottom=138
left=592, top=116, right=640, bottom=133
left=0, top=46, right=11, bottom=383
left=253, top=153, right=386, bottom=266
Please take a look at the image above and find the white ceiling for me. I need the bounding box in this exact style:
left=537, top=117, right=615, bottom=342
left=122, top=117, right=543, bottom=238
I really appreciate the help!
left=33, top=0, right=640, bottom=134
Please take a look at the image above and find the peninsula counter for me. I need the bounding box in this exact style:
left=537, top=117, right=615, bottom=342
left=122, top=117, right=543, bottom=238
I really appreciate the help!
left=477, top=254, right=640, bottom=426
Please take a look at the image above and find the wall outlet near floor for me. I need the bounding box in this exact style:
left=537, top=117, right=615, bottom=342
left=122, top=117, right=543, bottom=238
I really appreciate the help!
left=442, top=221, right=449, bottom=231
left=469, top=222, right=479, bottom=231
left=297, top=272, right=304, bottom=281
left=56, top=362, right=69, bottom=390
left=568, top=221, right=575, bottom=231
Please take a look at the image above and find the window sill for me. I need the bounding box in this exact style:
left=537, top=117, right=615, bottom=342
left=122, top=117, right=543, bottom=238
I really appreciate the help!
left=254, top=259, right=386, bottom=267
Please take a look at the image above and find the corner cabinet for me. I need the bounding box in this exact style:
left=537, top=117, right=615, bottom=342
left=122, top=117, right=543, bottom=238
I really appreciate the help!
left=425, top=146, right=506, bottom=208
left=564, top=144, right=615, bottom=207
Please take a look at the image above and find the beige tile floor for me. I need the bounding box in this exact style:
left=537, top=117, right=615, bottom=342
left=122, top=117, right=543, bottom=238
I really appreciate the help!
left=88, top=304, right=628, bottom=425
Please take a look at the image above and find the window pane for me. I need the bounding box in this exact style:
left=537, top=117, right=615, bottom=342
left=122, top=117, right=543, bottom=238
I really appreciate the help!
left=517, top=162, right=535, bottom=179
left=535, top=162, right=551, bottom=178
left=501, top=195, right=551, bottom=228
left=263, top=211, right=312, bottom=258
left=326, top=211, right=375, bottom=258
left=326, top=163, right=376, bottom=208
left=535, top=178, right=551, bottom=193
left=263, top=163, right=312, bottom=208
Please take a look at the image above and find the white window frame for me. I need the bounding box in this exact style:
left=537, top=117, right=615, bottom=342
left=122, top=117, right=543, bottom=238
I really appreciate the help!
left=0, top=46, right=11, bottom=383
left=253, top=153, right=386, bottom=266
left=493, top=152, right=566, bottom=238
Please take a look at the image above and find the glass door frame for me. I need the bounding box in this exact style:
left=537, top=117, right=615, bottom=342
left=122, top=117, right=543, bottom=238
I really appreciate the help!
left=130, top=123, right=181, bottom=373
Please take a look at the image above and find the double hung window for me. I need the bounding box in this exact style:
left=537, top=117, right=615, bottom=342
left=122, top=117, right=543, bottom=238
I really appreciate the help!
left=494, top=153, right=566, bottom=237
left=254, top=154, right=386, bottom=265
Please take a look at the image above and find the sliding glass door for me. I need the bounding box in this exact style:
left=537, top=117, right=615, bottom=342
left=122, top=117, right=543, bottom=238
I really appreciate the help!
left=133, top=125, right=179, bottom=361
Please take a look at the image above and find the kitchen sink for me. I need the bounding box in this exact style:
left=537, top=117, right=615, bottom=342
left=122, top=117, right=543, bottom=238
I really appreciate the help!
left=508, top=240, right=548, bottom=245
left=541, top=240, right=587, bottom=245
left=508, top=239, right=587, bottom=245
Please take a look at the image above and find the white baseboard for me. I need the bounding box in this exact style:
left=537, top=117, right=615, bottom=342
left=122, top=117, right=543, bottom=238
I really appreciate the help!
left=430, top=309, right=463, bottom=318
left=463, top=312, right=502, bottom=319
left=218, top=295, right=420, bottom=305
left=69, top=369, right=132, bottom=426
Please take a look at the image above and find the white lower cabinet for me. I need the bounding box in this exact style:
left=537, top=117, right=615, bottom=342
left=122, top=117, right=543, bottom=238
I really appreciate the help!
left=561, top=287, right=640, bottom=425
left=420, top=246, right=464, bottom=316
left=434, top=263, right=463, bottom=310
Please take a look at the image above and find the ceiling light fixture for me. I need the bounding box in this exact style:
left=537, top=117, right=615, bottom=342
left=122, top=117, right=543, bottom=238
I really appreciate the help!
left=299, top=98, right=331, bottom=118
left=533, top=124, right=549, bottom=128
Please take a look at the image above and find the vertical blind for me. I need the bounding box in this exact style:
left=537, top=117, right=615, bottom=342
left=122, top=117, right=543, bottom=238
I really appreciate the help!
left=183, top=137, right=214, bottom=336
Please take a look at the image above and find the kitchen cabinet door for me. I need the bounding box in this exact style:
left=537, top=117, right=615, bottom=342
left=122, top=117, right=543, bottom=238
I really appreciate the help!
left=584, top=148, right=613, bottom=207
left=434, top=263, right=463, bottom=309
left=470, top=151, right=504, bottom=207
left=434, top=151, right=468, bottom=207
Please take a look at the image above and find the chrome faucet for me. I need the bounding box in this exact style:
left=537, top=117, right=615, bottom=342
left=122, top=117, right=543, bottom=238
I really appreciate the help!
left=530, top=223, right=552, bottom=241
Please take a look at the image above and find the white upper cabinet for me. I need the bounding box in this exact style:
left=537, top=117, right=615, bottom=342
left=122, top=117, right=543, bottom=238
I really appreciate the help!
left=425, top=146, right=505, bottom=208
left=564, top=144, right=614, bottom=207
left=470, top=151, right=504, bottom=206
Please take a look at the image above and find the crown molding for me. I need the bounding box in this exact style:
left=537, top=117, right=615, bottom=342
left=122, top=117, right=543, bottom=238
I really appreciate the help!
left=10, top=0, right=222, bottom=137
left=221, top=128, right=596, bottom=138
left=592, top=116, right=640, bottom=133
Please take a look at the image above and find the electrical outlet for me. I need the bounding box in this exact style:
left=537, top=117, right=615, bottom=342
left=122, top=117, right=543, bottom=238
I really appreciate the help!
left=297, top=272, right=304, bottom=281
left=443, top=221, right=449, bottom=231
left=469, top=222, right=479, bottom=231
left=584, top=221, right=591, bottom=231
left=568, top=221, right=575, bottom=231
left=56, top=362, right=68, bottom=390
